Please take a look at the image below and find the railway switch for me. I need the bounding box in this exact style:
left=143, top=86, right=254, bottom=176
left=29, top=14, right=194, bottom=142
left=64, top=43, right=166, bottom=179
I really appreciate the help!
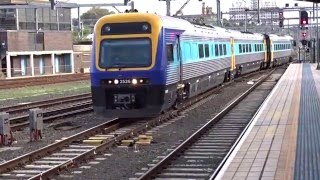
left=29, top=108, right=43, bottom=141
left=0, top=112, right=13, bottom=145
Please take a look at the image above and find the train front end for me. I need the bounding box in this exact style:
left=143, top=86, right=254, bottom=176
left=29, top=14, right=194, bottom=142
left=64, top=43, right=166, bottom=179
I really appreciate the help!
left=91, top=13, right=166, bottom=118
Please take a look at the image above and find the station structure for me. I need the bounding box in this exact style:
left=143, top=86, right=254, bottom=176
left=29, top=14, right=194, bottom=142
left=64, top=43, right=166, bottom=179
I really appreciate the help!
left=216, top=63, right=320, bottom=180
left=0, top=0, right=76, bottom=79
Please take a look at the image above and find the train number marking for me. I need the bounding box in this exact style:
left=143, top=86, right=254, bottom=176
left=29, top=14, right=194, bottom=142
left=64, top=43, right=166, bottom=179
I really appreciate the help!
left=119, top=79, right=131, bottom=84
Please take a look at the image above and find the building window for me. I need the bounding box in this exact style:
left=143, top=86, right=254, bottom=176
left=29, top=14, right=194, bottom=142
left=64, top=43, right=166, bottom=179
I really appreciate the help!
left=39, top=56, right=45, bottom=75
left=0, top=8, right=16, bottom=30
left=20, top=56, right=28, bottom=76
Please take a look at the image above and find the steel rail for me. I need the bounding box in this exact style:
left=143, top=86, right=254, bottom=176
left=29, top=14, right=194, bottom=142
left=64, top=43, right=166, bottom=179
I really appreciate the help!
left=0, top=118, right=120, bottom=174
left=138, top=69, right=276, bottom=180
left=0, top=93, right=91, bottom=114
left=10, top=101, right=93, bottom=131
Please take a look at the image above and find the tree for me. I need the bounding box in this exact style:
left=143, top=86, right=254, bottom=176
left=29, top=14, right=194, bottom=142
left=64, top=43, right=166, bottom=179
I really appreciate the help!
left=80, top=7, right=115, bottom=26
left=73, top=7, right=114, bottom=42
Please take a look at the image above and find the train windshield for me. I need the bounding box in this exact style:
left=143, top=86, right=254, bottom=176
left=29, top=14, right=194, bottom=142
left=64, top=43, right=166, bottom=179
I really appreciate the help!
left=100, top=38, right=152, bottom=69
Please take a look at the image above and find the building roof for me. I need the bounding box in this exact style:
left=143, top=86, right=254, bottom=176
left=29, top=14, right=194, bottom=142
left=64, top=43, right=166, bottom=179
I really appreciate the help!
left=0, top=0, right=66, bottom=5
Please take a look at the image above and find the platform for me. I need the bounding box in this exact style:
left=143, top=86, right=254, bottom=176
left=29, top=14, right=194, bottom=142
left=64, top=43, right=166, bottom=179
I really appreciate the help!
left=216, top=63, right=320, bottom=180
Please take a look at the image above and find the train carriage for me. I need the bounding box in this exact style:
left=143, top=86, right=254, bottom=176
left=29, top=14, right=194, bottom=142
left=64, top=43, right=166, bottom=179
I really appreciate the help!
left=90, top=12, right=295, bottom=118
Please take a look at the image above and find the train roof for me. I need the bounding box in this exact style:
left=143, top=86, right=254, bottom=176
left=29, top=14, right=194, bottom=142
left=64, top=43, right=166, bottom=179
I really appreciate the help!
left=159, top=15, right=264, bottom=40
left=269, top=34, right=293, bottom=42
left=96, top=13, right=292, bottom=41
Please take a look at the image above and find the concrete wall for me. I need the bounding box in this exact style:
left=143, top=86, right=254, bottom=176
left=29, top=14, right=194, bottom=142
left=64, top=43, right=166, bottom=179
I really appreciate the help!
left=73, top=44, right=92, bottom=73
left=44, top=31, right=73, bottom=51
left=6, top=31, right=73, bottom=52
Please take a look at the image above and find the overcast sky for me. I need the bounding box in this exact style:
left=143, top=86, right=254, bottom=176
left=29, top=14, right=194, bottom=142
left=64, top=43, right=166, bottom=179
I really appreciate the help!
left=66, top=0, right=316, bottom=24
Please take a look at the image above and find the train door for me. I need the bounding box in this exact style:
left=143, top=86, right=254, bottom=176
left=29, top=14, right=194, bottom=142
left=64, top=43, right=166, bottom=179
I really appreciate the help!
left=175, top=35, right=183, bottom=84
left=263, top=34, right=271, bottom=69
left=174, top=35, right=186, bottom=104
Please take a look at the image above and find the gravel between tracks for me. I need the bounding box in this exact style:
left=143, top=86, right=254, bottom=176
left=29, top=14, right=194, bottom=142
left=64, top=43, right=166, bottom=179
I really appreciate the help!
left=0, top=113, right=112, bottom=163
left=53, top=72, right=273, bottom=180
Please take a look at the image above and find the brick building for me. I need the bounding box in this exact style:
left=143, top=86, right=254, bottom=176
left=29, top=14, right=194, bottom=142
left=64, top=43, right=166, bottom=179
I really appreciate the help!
left=0, top=0, right=75, bottom=78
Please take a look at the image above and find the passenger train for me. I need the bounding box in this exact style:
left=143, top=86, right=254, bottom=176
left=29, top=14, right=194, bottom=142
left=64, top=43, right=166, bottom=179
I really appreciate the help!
left=90, top=13, right=296, bottom=118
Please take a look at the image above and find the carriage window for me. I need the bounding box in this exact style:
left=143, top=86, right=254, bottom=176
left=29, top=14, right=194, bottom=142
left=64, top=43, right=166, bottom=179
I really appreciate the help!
left=166, top=44, right=174, bottom=63
left=198, top=44, right=204, bottom=58
left=215, top=44, right=219, bottom=56
left=204, top=44, right=209, bottom=57
left=249, top=45, right=252, bottom=52
left=223, top=44, right=227, bottom=55
left=219, top=44, right=223, bottom=56
left=211, top=44, right=214, bottom=57
left=239, top=44, right=242, bottom=53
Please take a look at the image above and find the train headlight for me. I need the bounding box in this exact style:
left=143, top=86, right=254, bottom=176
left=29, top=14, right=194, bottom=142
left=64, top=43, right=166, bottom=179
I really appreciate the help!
left=139, top=79, right=143, bottom=83
left=105, top=26, right=111, bottom=32
left=114, top=79, right=119, bottom=84
left=142, top=24, right=149, bottom=31
left=132, top=79, right=138, bottom=85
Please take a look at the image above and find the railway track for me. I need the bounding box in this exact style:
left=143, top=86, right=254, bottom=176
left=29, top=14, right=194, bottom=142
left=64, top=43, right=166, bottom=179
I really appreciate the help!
left=136, top=67, right=285, bottom=180
left=10, top=101, right=93, bottom=131
left=0, top=73, right=90, bottom=90
left=0, top=68, right=280, bottom=179
left=0, top=93, right=92, bottom=115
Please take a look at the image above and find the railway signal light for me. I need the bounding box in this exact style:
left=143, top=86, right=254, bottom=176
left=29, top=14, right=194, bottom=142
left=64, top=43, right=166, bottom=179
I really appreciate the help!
left=300, top=10, right=308, bottom=25
left=302, top=32, right=307, bottom=37
left=279, top=21, right=283, bottom=28
left=278, top=9, right=284, bottom=28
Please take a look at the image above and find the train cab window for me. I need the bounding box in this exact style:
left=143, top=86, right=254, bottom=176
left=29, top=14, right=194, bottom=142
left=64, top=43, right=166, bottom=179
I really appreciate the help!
left=223, top=44, right=227, bottom=55
left=215, top=44, right=219, bottom=56
left=166, top=44, right=174, bottom=63
left=198, top=44, right=204, bottom=58
left=99, top=38, right=151, bottom=69
left=204, top=44, right=209, bottom=58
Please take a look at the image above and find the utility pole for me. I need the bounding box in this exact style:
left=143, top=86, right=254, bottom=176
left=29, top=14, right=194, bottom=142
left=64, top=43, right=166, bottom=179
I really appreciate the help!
left=317, top=3, right=320, bottom=69
left=166, top=0, right=171, bottom=16
left=257, top=0, right=260, bottom=23
left=217, top=0, right=221, bottom=26
left=271, top=11, right=273, bottom=31
left=245, top=9, right=248, bottom=32
left=288, top=19, right=290, bottom=34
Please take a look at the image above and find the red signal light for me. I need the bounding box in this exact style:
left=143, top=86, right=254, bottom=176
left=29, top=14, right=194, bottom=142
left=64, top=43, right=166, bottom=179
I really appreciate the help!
left=302, top=32, right=307, bottom=37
